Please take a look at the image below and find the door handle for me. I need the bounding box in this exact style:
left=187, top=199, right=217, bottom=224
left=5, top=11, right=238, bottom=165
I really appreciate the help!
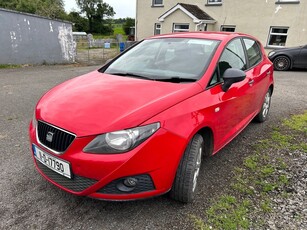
left=248, top=79, right=254, bottom=85
left=266, top=71, right=271, bottom=76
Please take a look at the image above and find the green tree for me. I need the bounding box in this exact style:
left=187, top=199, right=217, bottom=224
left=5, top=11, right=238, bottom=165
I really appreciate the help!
left=67, top=11, right=89, bottom=32
left=0, top=0, right=36, bottom=14
left=123, top=17, right=135, bottom=35
left=76, top=0, right=115, bottom=33
left=36, top=0, right=67, bottom=19
left=0, top=0, right=67, bottom=20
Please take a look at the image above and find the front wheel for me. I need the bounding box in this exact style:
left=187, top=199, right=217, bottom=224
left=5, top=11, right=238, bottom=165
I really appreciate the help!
left=169, top=134, right=204, bottom=203
left=255, top=89, right=272, bottom=122
left=273, top=55, right=291, bottom=71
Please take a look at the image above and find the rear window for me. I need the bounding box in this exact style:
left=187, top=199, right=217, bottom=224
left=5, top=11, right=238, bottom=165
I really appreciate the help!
left=243, top=38, right=262, bottom=67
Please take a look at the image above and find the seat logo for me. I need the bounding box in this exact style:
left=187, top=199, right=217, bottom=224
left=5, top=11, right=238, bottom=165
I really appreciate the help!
left=46, top=132, right=54, bottom=142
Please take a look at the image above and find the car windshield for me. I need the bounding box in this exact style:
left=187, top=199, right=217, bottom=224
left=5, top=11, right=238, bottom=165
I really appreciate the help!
left=102, top=38, right=220, bottom=82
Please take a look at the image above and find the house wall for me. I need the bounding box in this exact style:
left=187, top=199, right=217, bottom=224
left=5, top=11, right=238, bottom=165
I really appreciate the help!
left=136, top=0, right=204, bottom=39
left=162, top=9, right=195, bottom=33
left=206, top=1, right=307, bottom=48
left=0, top=8, right=75, bottom=65
left=136, top=0, right=307, bottom=48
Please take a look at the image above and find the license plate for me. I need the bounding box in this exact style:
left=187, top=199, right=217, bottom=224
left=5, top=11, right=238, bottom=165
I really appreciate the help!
left=32, top=144, right=72, bottom=179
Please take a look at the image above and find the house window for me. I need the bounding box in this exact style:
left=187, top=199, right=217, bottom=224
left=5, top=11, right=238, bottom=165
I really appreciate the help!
left=173, top=24, right=189, bottom=33
left=152, top=0, right=163, bottom=6
left=154, top=23, right=161, bottom=35
left=267, top=27, right=289, bottom=47
left=220, top=25, right=236, bottom=32
left=207, top=0, right=222, bottom=5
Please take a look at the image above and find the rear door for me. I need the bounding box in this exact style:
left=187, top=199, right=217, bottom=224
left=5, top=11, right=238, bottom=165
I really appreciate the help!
left=242, top=38, right=272, bottom=114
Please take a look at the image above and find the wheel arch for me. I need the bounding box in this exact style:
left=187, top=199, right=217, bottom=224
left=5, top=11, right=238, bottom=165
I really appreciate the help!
left=196, top=126, right=214, bottom=158
left=169, top=125, right=214, bottom=188
left=269, top=84, right=274, bottom=95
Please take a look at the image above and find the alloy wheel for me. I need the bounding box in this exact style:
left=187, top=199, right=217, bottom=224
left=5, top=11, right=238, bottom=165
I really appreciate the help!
left=192, top=146, right=202, bottom=192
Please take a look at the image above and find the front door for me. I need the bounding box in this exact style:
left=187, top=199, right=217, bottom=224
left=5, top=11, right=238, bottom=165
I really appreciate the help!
left=213, top=38, right=255, bottom=150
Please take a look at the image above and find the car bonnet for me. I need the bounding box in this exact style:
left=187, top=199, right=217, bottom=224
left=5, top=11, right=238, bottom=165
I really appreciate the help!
left=36, top=71, right=203, bottom=137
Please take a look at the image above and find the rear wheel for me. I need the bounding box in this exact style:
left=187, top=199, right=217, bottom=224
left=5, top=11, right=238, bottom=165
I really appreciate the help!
left=255, top=89, right=272, bottom=122
left=170, top=134, right=204, bottom=203
left=273, top=55, right=291, bottom=71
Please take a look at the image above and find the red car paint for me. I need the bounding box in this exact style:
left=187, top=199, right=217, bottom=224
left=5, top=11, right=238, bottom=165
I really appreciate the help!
left=29, top=32, right=274, bottom=201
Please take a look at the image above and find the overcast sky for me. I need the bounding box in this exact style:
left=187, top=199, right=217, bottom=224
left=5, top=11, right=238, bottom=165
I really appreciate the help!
left=63, top=0, right=136, bottom=18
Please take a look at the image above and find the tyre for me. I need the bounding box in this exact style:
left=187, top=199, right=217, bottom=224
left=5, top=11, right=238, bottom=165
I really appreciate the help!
left=255, top=89, right=272, bottom=122
left=170, top=134, right=204, bottom=203
left=273, top=55, right=291, bottom=71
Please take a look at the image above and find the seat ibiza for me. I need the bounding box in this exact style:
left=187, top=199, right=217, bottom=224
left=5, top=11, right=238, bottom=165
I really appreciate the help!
left=29, top=32, right=274, bottom=203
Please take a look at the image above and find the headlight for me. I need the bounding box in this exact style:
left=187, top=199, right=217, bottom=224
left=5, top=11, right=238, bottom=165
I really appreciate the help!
left=268, top=51, right=275, bottom=57
left=83, top=123, right=160, bottom=154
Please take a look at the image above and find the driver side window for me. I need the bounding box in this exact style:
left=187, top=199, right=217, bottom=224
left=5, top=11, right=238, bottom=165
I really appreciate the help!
left=207, top=38, right=247, bottom=88
left=219, top=39, right=247, bottom=78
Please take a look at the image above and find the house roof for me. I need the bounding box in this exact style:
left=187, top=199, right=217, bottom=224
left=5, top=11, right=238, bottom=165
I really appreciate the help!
left=158, top=3, right=216, bottom=23
left=180, top=3, right=215, bottom=21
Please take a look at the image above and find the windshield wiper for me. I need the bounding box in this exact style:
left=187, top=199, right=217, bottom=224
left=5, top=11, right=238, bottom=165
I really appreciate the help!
left=108, top=72, right=152, bottom=80
left=156, top=77, right=197, bottom=83
left=107, top=73, right=196, bottom=83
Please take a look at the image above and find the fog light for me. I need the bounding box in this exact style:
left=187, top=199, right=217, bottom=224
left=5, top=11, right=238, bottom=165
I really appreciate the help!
left=116, top=177, right=138, bottom=192
left=124, top=177, right=138, bottom=187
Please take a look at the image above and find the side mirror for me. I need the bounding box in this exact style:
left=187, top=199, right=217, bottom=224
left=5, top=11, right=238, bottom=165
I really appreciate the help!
left=222, top=68, right=246, bottom=92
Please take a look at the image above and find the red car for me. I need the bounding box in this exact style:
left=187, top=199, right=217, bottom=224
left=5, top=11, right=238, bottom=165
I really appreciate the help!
left=29, top=32, right=274, bottom=203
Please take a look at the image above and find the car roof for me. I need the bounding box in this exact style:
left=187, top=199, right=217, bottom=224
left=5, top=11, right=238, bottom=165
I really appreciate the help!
left=148, top=31, right=255, bottom=42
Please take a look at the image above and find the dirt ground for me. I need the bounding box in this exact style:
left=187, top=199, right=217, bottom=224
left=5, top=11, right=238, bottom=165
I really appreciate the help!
left=76, top=48, right=119, bottom=65
left=0, top=66, right=306, bottom=229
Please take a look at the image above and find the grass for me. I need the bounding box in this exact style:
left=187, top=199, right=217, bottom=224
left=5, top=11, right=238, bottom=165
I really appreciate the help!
left=260, top=199, right=272, bottom=212
left=113, top=26, right=125, bottom=35
left=192, top=196, right=250, bottom=230
left=271, top=131, right=292, bottom=148
left=91, top=24, right=127, bottom=40
left=192, top=111, right=307, bottom=229
left=0, top=64, right=21, bottom=69
left=77, top=24, right=128, bottom=52
left=76, top=40, right=119, bottom=50
left=283, top=112, right=307, bottom=132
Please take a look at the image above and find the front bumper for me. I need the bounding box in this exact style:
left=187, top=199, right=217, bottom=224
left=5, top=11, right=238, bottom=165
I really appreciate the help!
left=29, top=121, right=187, bottom=201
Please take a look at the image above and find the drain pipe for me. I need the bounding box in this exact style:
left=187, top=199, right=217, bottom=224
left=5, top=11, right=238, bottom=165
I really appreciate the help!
left=195, top=21, right=203, bottom=31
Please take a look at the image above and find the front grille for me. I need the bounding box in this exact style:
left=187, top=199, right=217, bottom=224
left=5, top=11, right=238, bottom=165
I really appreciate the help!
left=97, top=174, right=155, bottom=194
left=37, top=121, right=75, bottom=153
left=36, top=160, right=97, bottom=192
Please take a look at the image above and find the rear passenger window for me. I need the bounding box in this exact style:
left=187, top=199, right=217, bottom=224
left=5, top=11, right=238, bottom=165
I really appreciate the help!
left=243, top=38, right=262, bottom=67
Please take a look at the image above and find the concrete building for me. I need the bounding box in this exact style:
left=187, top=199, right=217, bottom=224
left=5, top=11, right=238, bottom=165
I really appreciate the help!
left=136, top=0, right=307, bottom=49
left=0, top=8, right=75, bottom=65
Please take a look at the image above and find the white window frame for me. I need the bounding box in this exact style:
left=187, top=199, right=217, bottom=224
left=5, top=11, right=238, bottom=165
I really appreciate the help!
left=220, top=25, right=236, bottom=32
left=173, top=23, right=190, bottom=33
left=267, top=26, right=289, bottom=48
left=154, top=23, right=161, bottom=35
left=207, top=0, right=223, bottom=5
left=276, top=0, right=300, bottom=3
left=152, top=0, right=163, bottom=6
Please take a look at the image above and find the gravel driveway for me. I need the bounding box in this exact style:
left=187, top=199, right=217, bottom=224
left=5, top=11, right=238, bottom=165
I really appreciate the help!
left=0, top=66, right=306, bottom=230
